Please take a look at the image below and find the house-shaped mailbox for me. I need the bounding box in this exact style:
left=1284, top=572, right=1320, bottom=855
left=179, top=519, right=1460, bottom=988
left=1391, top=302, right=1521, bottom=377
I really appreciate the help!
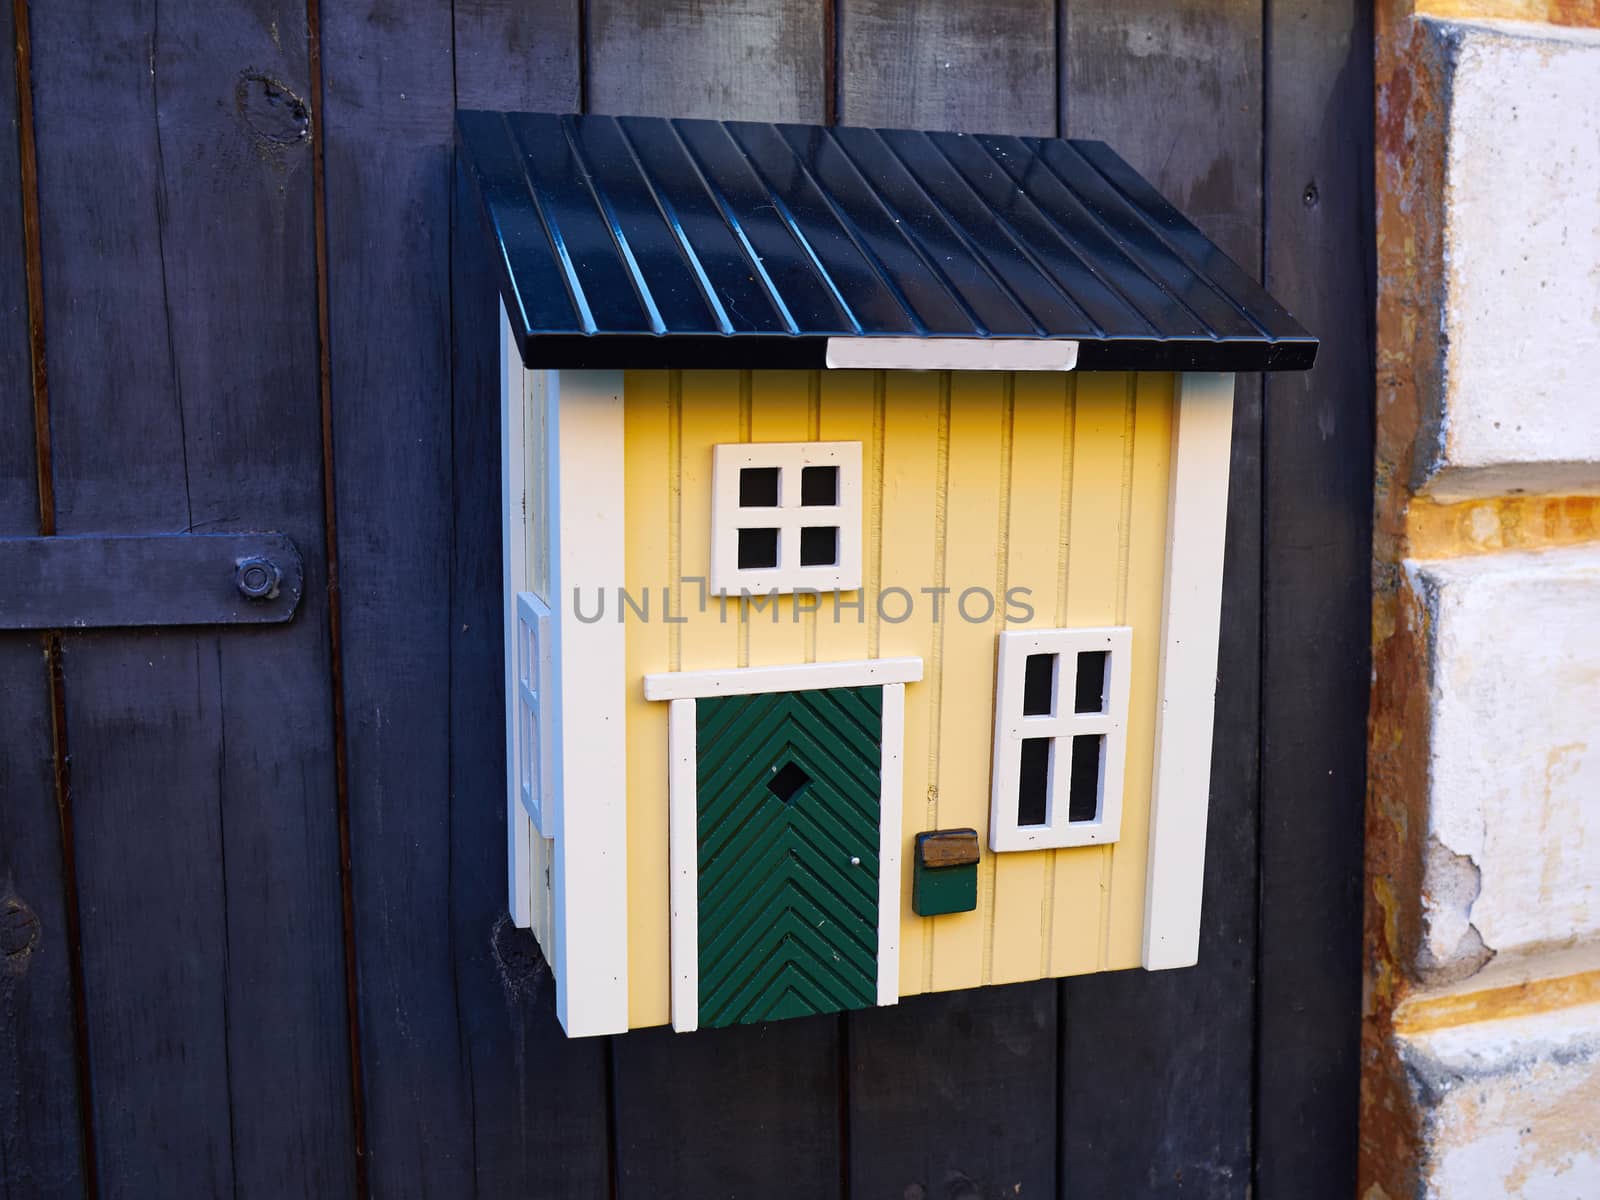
left=457, top=111, right=1316, bottom=1037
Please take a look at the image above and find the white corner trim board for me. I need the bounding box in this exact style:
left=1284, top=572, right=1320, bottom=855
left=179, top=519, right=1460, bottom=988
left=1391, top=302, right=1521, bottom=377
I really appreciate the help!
left=664, top=674, right=911, bottom=1033
left=1142, top=372, right=1235, bottom=972
left=825, top=336, right=1079, bottom=372
left=643, top=656, right=924, bottom=701
left=548, top=366, right=630, bottom=1035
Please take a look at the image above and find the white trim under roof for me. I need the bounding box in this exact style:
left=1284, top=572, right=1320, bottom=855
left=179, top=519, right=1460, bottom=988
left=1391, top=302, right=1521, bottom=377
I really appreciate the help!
left=643, top=656, right=924, bottom=702
left=824, top=336, right=1079, bottom=372
left=546, top=365, right=631, bottom=1037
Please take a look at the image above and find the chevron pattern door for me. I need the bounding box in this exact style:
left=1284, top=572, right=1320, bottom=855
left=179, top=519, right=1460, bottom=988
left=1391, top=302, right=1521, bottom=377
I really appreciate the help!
left=695, top=685, right=883, bottom=1028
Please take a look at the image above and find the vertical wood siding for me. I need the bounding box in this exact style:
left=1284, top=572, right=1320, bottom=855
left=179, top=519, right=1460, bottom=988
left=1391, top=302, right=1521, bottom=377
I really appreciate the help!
left=0, top=2, right=86, bottom=1194
left=620, top=370, right=1171, bottom=1026
left=0, top=0, right=1371, bottom=1195
left=25, top=3, right=352, bottom=1195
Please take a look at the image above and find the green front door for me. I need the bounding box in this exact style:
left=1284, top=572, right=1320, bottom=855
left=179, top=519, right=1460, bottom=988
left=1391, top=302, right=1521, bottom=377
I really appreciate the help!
left=695, top=685, right=882, bottom=1028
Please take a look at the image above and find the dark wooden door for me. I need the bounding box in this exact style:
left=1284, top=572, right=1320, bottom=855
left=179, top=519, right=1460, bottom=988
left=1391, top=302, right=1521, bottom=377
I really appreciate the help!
left=697, top=686, right=882, bottom=1027
left=0, top=1, right=1371, bottom=1196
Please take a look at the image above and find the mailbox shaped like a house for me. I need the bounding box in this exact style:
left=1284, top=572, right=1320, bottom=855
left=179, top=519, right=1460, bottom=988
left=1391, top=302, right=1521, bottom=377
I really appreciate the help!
left=458, top=112, right=1316, bottom=1037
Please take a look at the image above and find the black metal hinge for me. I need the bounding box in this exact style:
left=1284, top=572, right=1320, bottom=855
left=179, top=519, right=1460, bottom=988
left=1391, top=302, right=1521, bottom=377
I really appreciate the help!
left=0, top=533, right=303, bottom=630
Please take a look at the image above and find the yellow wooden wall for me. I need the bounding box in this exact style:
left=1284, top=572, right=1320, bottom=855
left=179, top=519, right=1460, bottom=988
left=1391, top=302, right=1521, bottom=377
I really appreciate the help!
left=622, top=368, right=1174, bottom=1029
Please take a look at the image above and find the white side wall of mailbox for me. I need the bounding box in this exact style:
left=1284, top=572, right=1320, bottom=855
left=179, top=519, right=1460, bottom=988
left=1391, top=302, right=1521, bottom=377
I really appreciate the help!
left=501, top=308, right=630, bottom=1038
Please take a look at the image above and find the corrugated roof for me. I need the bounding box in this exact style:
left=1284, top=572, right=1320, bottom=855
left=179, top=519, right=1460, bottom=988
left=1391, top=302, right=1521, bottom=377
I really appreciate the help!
left=457, top=111, right=1316, bottom=372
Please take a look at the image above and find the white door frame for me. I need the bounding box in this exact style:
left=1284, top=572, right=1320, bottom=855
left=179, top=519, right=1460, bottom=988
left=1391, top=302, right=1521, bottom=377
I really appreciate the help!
left=645, top=657, right=921, bottom=1032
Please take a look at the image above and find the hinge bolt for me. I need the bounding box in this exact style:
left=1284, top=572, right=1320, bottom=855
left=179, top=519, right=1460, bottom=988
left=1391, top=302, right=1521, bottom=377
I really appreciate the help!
left=236, top=556, right=281, bottom=600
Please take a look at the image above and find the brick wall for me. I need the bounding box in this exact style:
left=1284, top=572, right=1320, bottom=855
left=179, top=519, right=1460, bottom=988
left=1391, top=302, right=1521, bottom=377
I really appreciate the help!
left=1365, top=6, right=1600, bottom=1196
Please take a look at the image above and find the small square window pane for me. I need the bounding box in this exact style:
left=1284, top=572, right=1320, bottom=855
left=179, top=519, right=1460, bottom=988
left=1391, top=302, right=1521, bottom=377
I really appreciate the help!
left=738, top=527, right=779, bottom=569
left=1023, top=653, right=1055, bottom=716
left=1067, top=735, right=1103, bottom=822
left=739, top=467, right=780, bottom=507
left=799, top=526, right=838, bottom=567
left=1074, top=650, right=1108, bottom=714
left=520, top=706, right=535, bottom=794
left=1017, top=738, right=1052, bottom=827
left=801, top=465, right=838, bottom=506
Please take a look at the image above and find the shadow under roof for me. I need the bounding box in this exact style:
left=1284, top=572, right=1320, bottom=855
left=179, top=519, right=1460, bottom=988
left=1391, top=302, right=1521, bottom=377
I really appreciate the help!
left=457, top=111, right=1317, bottom=373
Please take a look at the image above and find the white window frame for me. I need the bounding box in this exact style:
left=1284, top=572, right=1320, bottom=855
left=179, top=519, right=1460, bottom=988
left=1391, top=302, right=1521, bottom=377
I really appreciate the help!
left=644, top=657, right=921, bottom=1033
left=514, top=592, right=556, bottom=838
left=988, top=626, right=1133, bottom=852
left=709, top=441, right=863, bottom=596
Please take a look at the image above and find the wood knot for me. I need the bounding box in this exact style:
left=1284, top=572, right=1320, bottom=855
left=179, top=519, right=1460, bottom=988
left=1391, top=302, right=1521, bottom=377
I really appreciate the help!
left=0, top=895, right=40, bottom=976
left=235, top=72, right=310, bottom=148
left=490, top=913, right=548, bottom=1003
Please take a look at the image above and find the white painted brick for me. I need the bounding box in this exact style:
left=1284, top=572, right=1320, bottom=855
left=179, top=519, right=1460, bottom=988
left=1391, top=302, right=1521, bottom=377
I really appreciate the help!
left=1410, top=546, right=1600, bottom=982
left=1427, top=20, right=1600, bottom=499
left=1397, top=1001, right=1600, bottom=1198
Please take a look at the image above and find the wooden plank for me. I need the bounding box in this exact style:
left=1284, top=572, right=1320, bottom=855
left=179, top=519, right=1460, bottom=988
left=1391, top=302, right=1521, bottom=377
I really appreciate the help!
left=586, top=0, right=827, bottom=122
left=744, top=371, right=814, bottom=669
left=1059, top=2, right=1265, bottom=1191
left=594, top=12, right=847, bottom=1184
left=644, top=656, right=922, bottom=700
left=874, top=371, right=944, bottom=996
left=928, top=372, right=1007, bottom=993
left=454, top=0, right=581, bottom=109
left=446, top=67, right=612, bottom=1176
left=0, top=0, right=34, bottom=538
left=0, top=624, right=82, bottom=1200
left=877, top=682, right=905, bottom=1006
left=812, top=371, right=878, bottom=696
left=0, top=0, right=87, bottom=1189
left=621, top=370, right=849, bottom=1160
left=549, top=369, right=631, bottom=1036
left=1062, top=1, right=1264, bottom=276
left=0, top=533, right=303, bottom=629
left=988, top=373, right=1067, bottom=985
left=611, top=1017, right=843, bottom=1195
left=863, top=371, right=1065, bottom=1190
left=845, top=371, right=1059, bottom=1193
left=319, top=4, right=464, bottom=1190
left=1105, top=371, right=1175, bottom=965
left=676, top=370, right=745, bottom=674
left=838, top=0, right=1057, bottom=134
left=1050, top=372, right=1129, bottom=977
left=26, top=2, right=354, bottom=1194
left=831, top=17, right=1067, bottom=1187
left=322, top=0, right=607, bottom=1190
left=624, top=370, right=675, bottom=1027
left=667, top=698, right=698, bottom=1031
left=846, top=982, right=1057, bottom=1196
left=1257, top=0, right=1372, bottom=1193
left=500, top=310, right=536, bottom=928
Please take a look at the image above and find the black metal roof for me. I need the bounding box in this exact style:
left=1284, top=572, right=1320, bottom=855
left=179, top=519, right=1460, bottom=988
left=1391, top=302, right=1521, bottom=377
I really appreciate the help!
left=457, top=111, right=1317, bottom=373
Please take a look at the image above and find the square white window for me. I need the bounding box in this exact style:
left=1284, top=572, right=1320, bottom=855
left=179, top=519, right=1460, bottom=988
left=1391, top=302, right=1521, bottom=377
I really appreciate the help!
left=988, top=626, right=1132, bottom=852
left=709, top=441, right=862, bottom=596
left=515, top=591, right=556, bottom=838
